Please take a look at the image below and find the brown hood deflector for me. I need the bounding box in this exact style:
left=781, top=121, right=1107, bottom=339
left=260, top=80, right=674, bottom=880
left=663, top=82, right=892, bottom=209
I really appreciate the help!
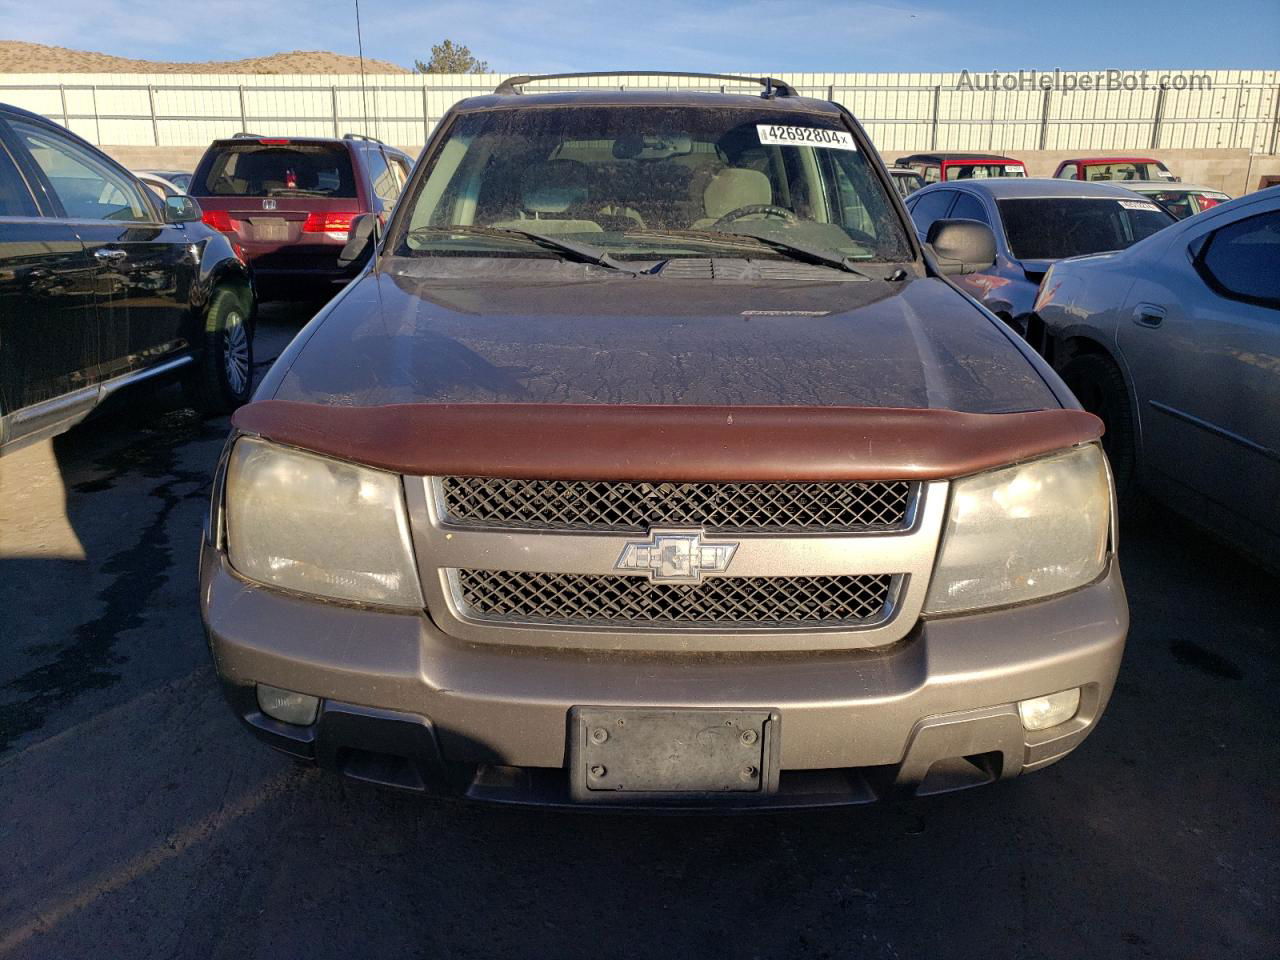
left=232, top=401, right=1102, bottom=482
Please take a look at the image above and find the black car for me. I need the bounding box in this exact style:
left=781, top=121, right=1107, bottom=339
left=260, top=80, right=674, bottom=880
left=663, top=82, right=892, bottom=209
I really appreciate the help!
left=188, top=133, right=414, bottom=300
left=0, top=104, right=255, bottom=454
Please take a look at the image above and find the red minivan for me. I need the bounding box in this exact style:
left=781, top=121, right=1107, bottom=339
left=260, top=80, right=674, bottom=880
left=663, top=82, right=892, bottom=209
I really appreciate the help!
left=189, top=134, right=414, bottom=299
left=1053, top=156, right=1178, bottom=182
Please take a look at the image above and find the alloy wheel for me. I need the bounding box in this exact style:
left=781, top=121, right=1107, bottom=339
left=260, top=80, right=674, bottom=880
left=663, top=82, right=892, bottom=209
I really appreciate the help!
left=223, top=311, right=250, bottom=396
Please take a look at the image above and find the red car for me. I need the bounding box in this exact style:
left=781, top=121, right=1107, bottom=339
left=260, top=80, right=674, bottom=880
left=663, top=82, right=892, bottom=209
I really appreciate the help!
left=1053, top=156, right=1177, bottom=183
left=189, top=133, right=414, bottom=300
left=893, top=152, right=1027, bottom=184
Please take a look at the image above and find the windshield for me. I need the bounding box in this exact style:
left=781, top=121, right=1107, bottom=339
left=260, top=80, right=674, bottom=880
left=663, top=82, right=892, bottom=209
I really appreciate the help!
left=193, top=143, right=357, bottom=198
left=997, top=197, right=1174, bottom=260
left=1081, top=161, right=1173, bottom=182
left=891, top=170, right=924, bottom=197
left=394, top=105, right=913, bottom=263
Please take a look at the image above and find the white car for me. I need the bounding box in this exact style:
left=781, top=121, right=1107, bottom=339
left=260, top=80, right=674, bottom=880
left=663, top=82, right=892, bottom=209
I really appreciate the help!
left=133, top=171, right=187, bottom=200
left=1033, top=188, right=1280, bottom=566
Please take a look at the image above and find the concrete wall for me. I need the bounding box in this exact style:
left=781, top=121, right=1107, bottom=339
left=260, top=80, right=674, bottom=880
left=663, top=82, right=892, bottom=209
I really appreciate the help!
left=107, top=145, right=208, bottom=171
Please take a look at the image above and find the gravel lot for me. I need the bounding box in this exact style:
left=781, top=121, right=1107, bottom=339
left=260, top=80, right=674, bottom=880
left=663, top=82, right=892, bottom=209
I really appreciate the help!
left=1, top=304, right=1276, bottom=959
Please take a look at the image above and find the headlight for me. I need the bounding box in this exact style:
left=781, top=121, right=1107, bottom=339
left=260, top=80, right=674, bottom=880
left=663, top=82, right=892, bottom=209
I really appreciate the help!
left=225, top=437, right=423, bottom=608
left=924, top=444, right=1111, bottom=616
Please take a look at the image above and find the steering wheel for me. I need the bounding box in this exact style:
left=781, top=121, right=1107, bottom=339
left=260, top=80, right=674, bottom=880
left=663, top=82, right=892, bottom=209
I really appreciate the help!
left=711, top=204, right=798, bottom=230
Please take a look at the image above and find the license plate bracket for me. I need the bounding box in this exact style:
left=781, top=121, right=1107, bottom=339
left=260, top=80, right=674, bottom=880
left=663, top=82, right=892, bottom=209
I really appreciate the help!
left=568, top=707, right=780, bottom=802
left=252, top=218, right=288, bottom=241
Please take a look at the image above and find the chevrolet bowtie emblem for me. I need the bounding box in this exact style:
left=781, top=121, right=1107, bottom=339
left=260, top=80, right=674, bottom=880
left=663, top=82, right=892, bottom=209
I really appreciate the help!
left=615, top=529, right=739, bottom=584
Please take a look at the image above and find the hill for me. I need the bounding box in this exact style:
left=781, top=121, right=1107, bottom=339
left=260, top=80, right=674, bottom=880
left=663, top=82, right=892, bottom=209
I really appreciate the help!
left=0, top=40, right=410, bottom=74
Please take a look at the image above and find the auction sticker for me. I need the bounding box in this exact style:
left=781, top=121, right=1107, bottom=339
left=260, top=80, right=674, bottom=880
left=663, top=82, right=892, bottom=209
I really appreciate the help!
left=757, top=124, right=857, bottom=151
left=1119, top=200, right=1161, bottom=211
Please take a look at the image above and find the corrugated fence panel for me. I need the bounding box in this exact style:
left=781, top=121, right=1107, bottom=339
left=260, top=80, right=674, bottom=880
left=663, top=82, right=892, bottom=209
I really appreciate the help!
left=0, top=70, right=1275, bottom=155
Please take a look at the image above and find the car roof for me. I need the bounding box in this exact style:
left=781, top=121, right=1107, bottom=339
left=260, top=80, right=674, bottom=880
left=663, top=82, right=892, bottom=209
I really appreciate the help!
left=897, top=152, right=1023, bottom=163
left=1114, top=180, right=1224, bottom=192
left=0, top=101, right=152, bottom=185
left=888, top=167, right=922, bottom=175
left=0, top=101, right=60, bottom=126
left=206, top=134, right=410, bottom=156
left=918, top=178, right=1155, bottom=199
left=1062, top=156, right=1160, bottom=165
left=449, top=89, right=846, bottom=116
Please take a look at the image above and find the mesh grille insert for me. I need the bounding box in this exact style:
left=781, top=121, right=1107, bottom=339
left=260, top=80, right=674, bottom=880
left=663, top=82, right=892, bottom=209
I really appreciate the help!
left=454, top=570, right=896, bottom=628
left=441, top=478, right=913, bottom=532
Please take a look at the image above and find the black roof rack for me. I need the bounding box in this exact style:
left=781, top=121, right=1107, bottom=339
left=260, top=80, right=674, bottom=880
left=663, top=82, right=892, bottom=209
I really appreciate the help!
left=343, top=132, right=388, bottom=145
left=493, top=72, right=798, bottom=98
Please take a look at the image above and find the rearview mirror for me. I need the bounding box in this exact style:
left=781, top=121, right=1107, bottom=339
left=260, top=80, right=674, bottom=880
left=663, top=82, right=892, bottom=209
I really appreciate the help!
left=338, top=212, right=380, bottom=268
left=165, top=194, right=202, bottom=224
left=926, top=218, right=996, bottom=276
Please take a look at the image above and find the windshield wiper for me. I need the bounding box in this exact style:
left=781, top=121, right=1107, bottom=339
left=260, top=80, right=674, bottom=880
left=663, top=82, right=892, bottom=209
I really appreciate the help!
left=624, top=228, right=871, bottom=279
left=711, top=227, right=873, bottom=279
left=621, top=229, right=767, bottom=252
left=407, top=225, right=643, bottom=274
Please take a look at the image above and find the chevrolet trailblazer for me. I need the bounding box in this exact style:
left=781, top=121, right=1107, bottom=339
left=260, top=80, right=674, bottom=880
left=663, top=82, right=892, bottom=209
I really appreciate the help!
left=200, top=73, right=1126, bottom=809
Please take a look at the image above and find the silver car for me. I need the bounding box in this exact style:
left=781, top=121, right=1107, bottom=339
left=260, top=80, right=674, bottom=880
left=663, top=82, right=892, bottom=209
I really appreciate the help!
left=906, top=179, right=1175, bottom=335
left=1034, top=188, right=1280, bottom=566
left=1116, top=181, right=1232, bottom=220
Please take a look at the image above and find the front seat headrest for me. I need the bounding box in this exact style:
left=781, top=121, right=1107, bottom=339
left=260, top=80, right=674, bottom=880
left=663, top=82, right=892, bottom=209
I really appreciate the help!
left=521, top=159, right=589, bottom=214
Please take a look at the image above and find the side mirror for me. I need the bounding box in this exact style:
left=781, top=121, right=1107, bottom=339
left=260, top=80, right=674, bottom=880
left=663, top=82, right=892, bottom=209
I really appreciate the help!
left=338, top=212, right=380, bottom=268
left=165, top=194, right=202, bottom=224
left=926, top=218, right=996, bottom=276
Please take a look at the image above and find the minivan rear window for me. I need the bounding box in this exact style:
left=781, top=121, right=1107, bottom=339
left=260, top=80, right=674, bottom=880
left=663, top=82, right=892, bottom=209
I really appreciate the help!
left=947, top=163, right=1025, bottom=180
left=193, top=143, right=357, bottom=198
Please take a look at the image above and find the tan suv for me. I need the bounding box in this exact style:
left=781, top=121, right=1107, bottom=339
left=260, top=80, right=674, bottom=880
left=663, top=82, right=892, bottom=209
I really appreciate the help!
left=200, top=73, right=1126, bottom=809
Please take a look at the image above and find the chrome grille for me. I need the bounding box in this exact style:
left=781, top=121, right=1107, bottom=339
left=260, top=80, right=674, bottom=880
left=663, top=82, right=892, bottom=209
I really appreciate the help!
left=440, top=477, right=913, bottom=532
left=454, top=569, right=896, bottom=628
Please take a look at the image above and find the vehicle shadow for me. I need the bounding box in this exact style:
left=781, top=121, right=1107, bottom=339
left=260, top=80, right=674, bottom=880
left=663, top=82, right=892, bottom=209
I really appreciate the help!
left=0, top=306, right=299, bottom=754
left=0, top=385, right=228, bottom=753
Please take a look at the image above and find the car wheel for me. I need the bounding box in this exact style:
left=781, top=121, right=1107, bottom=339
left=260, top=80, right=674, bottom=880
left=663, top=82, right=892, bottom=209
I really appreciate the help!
left=1059, top=351, right=1136, bottom=500
left=185, top=287, right=254, bottom=415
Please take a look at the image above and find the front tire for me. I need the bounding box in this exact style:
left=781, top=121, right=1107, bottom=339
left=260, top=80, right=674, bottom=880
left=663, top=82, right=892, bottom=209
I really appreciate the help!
left=1059, top=351, right=1136, bottom=500
left=185, top=287, right=253, bottom=415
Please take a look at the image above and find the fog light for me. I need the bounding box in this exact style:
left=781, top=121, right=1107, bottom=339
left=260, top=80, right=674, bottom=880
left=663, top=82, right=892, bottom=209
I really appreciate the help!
left=1018, top=688, right=1081, bottom=731
left=257, top=684, right=319, bottom=726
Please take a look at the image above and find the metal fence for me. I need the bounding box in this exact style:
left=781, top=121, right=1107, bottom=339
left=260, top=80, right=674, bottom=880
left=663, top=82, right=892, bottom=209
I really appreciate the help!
left=1, top=71, right=1277, bottom=154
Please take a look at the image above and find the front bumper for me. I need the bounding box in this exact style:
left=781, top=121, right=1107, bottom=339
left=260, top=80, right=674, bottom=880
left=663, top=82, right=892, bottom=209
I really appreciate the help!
left=201, top=544, right=1127, bottom=809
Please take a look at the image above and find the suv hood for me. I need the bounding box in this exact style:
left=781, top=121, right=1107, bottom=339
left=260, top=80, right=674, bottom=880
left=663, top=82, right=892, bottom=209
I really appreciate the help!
left=267, top=260, right=1059, bottom=413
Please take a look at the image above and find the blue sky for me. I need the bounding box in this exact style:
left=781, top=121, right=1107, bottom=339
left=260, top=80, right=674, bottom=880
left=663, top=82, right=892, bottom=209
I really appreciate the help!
left=3, top=0, right=1277, bottom=71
